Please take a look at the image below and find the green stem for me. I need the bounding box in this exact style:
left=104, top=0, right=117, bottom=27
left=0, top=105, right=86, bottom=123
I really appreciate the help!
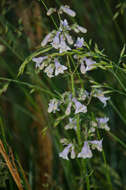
left=67, top=56, right=75, bottom=96
left=110, top=70, right=126, bottom=93
left=0, top=77, right=55, bottom=97
left=97, top=129, right=113, bottom=190
left=40, top=0, right=58, bottom=30
left=67, top=55, right=90, bottom=189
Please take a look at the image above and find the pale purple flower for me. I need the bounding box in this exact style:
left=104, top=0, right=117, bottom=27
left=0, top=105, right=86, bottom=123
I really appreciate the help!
left=74, top=37, right=84, bottom=48
left=32, top=56, right=48, bottom=68
left=32, top=56, right=48, bottom=70
left=65, top=102, right=72, bottom=115
left=78, top=141, right=92, bottom=159
left=54, top=58, right=67, bottom=76
left=60, top=19, right=70, bottom=31
left=47, top=8, right=56, bottom=16
left=41, top=31, right=55, bottom=47
left=48, top=98, right=60, bottom=113
left=80, top=58, right=97, bottom=74
left=59, top=143, right=72, bottom=160
left=89, top=139, right=103, bottom=152
left=59, top=35, right=71, bottom=53
left=96, top=117, right=110, bottom=131
left=64, top=118, right=77, bottom=130
left=93, top=89, right=110, bottom=107
left=44, top=64, right=54, bottom=78
left=72, top=98, right=87, bottom=114
left=51, top=31, right=60, bottom=49
left=60, top=5, right=76, bottom=17
left=84, top=58, right=97, bottom=71
left=72, top=24, right=87, bottom=33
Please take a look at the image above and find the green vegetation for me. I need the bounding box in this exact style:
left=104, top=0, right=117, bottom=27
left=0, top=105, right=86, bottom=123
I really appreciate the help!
left=0, top=0, right=126, bottom=189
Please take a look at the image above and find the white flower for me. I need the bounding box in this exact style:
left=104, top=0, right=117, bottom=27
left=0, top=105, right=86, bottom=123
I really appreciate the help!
left=41, top=31, right=55, bottom=47
left=77, top=25, right=87, bottom=33
left=65, top=33, right=73, bottom=45
left=47, top=8, right=56, bottom=16
left=80, top=62, right=86, bottom=74
left=48, top=98, right=60, bottom=113
left=44, top=64, right=54, bottom=78
left=89, top=127, right=96, bottom=133
left=59, top=143, right=72, bottom=160
left=96, top=117, right=110, bottom=131
left=72, top=24, right=87, bottom=33
left=65, top=118, right=77, bottom=130
left=60, top=138, right=69, bottom=145
left=54, top=58, right=67, bottom=76
left=51, top=31, right=60, bottom=49
left=72, top=98, right=87, bottom=114
left=60, top=5, right=76, bottom=17
left=59, top=35, right=71, bottom=53
left=74, top=37, right=84, bottom=48
left=93, top=89, right=110, bottom=107
left=89, top=121, right=97, bottom=133
left=71, top=146, right=76, bottom=159
left=79, top=89, right=89, bottom=101
left=89, top=139, right=103, bottom=152
left=39, top=62, right=48, bottom=70
left=78, top=141, right=92, bottom=159
left=65, top=102, right=72, bottom=115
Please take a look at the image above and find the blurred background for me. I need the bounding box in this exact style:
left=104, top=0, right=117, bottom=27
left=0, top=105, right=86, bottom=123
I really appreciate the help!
left=0, top=0, right=126, bottom=189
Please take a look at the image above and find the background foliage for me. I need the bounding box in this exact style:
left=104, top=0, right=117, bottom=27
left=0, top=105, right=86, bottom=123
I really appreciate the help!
left=0, top=0, right=126, bottom=189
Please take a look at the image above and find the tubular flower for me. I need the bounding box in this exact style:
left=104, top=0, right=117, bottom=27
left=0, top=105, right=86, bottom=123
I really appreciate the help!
left=32, top=56, right=48, bottom=68
left=89, top=139, right=103, bottom=152
left=59, top=5, right=76, bottom=17
left=72, top=98, right=87, bottom=114
left=64, top=118, right=77, bottom=130
left=48, top=98, right=60, bottom=113
left=44, top=64, right=54, bottom=78
left=74, top=37, right=84, bottom=48
left=54, top=58, right=67, bottom=76
left=41, top=31, right=55, bottom=47
left=93, top=89, right=110, bottom=107
left=96, top=117, right=110, bottom=131
left=65, top=102, right=72, bottom=115
left=59, top=143, right=73, bottom=160
left=78, top=141, right=92, bottom=159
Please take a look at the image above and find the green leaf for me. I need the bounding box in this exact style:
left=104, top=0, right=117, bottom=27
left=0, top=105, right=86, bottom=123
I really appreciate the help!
left=120, top=44, right=125, bottom=58
left=0, top=83, right=9, bottom=96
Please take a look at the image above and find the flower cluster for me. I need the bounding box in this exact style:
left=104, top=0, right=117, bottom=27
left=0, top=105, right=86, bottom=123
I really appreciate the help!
left=32, top=57, right=67, bottom=78
left=74, top=55, right=97, bottom=74
left=48, top=88, right=110, bottom=160
left=31, top=4, right=111, bottom=161
left=40, top=18, right=86, bottom=54
left=59, top=138, right=103, bottom=160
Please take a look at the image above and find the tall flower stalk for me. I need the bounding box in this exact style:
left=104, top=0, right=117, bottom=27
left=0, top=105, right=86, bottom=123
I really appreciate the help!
left=20, top=3, right=112, bottom=189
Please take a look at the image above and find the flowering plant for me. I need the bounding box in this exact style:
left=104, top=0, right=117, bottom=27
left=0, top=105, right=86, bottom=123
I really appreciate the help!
left=18, top=4, right=111, bottom=161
